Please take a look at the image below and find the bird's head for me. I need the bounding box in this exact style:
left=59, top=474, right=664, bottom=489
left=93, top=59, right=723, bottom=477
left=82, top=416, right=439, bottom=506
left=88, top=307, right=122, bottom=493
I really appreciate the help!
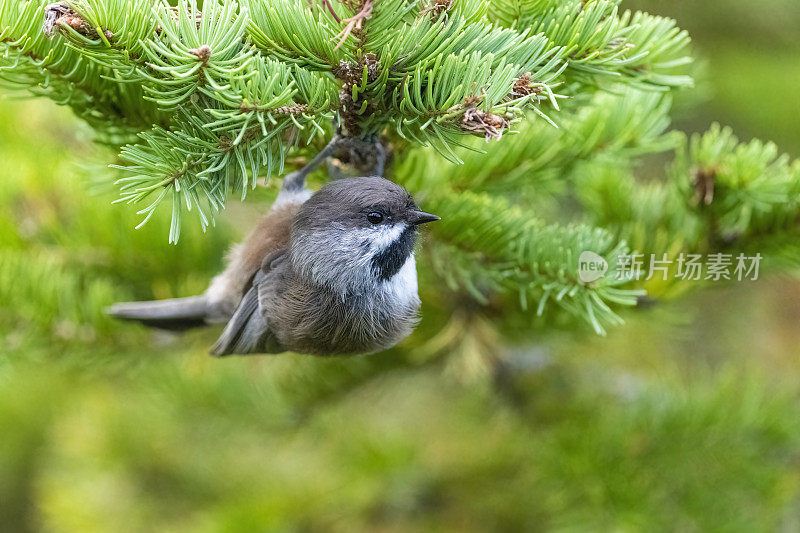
left=290, top=176, right=439, bottom=295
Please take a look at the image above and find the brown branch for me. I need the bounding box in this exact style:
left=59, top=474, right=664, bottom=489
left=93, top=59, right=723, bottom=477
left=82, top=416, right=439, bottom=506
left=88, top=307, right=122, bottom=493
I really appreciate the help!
left=692, top=166, right=718, bottom=207
left=321, top=0, right=342, bottom=23
left=43, top=2, right=113, bottom=41
left=462, top=107, right=510, bottom=141
left=333, top=0, right=374, bottom=50
left=189, top=45, right=212, bottom=65
left=509, top=72, right=543, bottom=98
left=333, top=54, right=379, bottom=136
left=420, top=0, right=451, bottom=21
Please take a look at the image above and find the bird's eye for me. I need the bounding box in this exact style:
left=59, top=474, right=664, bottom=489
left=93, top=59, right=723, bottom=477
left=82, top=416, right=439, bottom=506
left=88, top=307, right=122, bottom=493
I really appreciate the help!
left=367, top=211, right=384, bottom=224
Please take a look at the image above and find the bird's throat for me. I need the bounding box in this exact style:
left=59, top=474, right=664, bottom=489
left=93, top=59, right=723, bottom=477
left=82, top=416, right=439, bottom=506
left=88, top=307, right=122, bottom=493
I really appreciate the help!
left=371, top=226, right=416, bottom=281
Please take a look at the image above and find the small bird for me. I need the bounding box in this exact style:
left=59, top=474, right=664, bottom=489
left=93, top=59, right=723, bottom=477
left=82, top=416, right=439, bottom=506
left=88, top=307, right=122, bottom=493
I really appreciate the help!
left=107, top=174, right=439, bottom=356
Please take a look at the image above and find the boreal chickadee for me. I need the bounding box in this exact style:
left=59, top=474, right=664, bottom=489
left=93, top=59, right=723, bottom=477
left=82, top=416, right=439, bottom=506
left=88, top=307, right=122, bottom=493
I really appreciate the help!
left=107, top=175, right=439, bottom=356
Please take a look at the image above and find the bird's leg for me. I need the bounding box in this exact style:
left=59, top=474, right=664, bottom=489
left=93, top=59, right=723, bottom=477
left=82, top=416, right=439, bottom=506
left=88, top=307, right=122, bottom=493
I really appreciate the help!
left=326, top=158, right=349, bottom=180
left=348, top=135, right=386, bottom=177
left=283, top=134, right=387, bottom=191
left=371, top=138, right=386, bottom=177
left=282, top=135, right=343, bottom=191
left=332, top=135, right=386, bottom=178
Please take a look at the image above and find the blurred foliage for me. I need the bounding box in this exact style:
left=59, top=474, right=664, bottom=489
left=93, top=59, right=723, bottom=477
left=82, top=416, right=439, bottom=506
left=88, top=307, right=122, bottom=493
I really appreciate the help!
left=2, top=0, right=800, bottom=531
left=623, top=0, right=800, bottom=156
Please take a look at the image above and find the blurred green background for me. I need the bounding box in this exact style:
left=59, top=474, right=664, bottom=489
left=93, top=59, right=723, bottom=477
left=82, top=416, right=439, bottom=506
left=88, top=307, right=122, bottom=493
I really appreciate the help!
left=3, top=1, right=800, bottom=531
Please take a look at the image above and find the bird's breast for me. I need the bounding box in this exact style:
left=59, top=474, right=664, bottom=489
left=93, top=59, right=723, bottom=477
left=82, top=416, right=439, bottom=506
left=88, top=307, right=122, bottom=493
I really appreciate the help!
left=278, top=255, right=420, bottom=356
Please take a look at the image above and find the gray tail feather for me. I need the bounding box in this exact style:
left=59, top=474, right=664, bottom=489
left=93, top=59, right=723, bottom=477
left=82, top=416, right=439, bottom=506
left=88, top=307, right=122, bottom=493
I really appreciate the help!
left=107, top=295, right=209, bottom=331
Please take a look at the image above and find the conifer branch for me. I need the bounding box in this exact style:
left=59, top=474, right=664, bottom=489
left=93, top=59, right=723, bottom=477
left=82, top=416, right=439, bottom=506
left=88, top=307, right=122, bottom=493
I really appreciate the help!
left=2, top=0, right=754, bottom=340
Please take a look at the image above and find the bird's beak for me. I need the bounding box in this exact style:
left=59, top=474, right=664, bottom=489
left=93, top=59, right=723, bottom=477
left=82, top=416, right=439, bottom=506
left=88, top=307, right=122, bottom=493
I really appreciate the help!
left=409, top=210, right=440, bottom=225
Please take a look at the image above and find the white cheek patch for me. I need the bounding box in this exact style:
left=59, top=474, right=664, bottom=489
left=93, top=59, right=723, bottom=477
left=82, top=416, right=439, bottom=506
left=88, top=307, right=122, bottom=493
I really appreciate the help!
left=374, top=223, right=407, bottom=250
left=381, top=253, right=419, bottom=305
left=292, top=221, right=417, bottom=296
left=346, top=222, right=407, bottom=253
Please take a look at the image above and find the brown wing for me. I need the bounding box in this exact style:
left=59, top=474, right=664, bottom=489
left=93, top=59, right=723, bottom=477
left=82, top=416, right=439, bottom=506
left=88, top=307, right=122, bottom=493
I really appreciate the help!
left=209, top=250, right=289, bottom=356
left=204, top=200, right=302, bottom=320
left=234, top=203, right=298, bottom=286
